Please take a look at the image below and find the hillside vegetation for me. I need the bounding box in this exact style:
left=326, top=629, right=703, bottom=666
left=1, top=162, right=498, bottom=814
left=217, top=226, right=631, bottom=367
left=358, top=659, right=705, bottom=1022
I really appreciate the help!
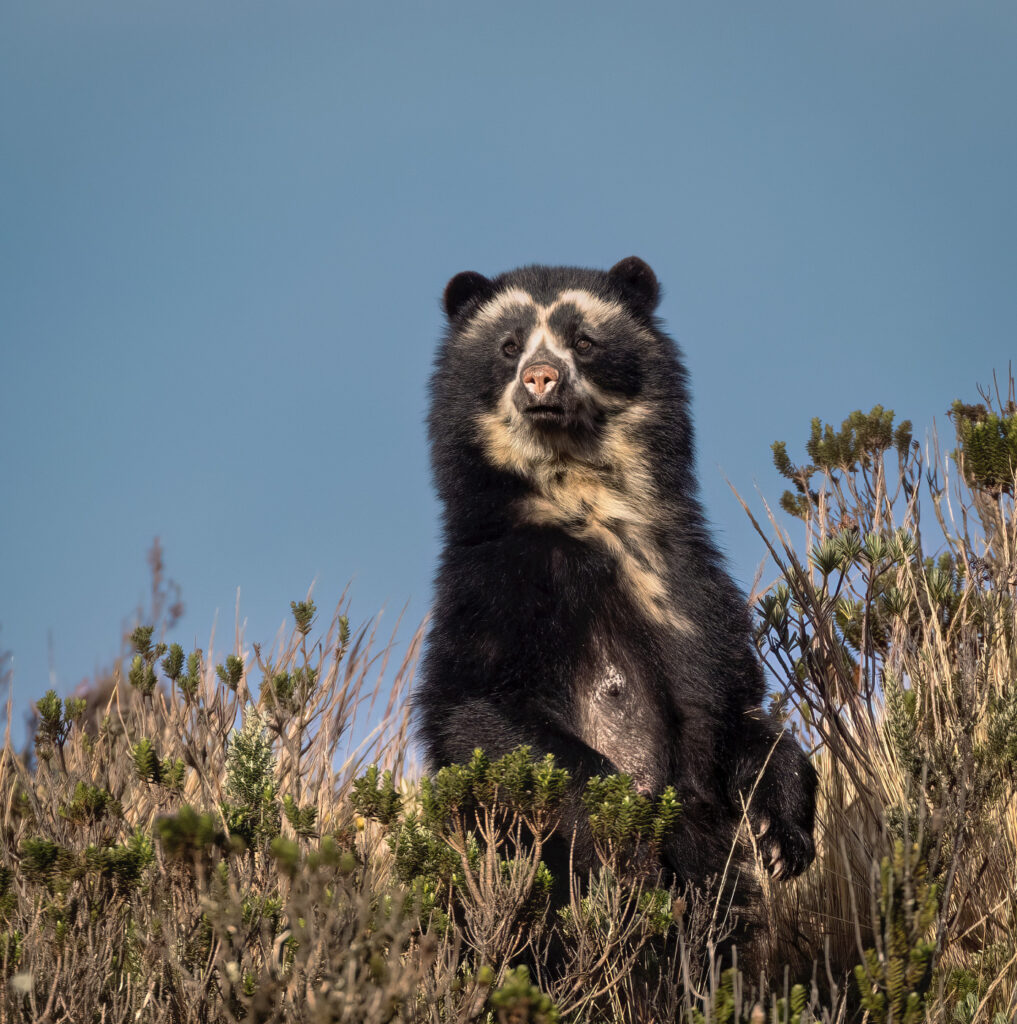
left=2, top=379, right=1016, bottom=1023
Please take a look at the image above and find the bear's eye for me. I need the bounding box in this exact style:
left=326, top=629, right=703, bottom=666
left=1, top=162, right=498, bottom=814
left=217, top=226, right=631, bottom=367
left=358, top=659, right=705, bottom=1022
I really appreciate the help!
left=502, top=338, right=520, bottom=357
left=575, top=335, right=594, bottom=353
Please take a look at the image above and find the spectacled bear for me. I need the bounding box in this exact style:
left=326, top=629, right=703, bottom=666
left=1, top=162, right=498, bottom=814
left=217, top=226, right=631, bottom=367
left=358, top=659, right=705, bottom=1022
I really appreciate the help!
left=415, top=257, right=816, bottom=906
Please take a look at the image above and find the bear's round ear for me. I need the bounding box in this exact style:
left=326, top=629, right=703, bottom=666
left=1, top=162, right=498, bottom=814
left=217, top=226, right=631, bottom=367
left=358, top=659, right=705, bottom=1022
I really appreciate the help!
left=444, top=271, right=494, bottom=321
left=607, top=257, right=660, bottom=316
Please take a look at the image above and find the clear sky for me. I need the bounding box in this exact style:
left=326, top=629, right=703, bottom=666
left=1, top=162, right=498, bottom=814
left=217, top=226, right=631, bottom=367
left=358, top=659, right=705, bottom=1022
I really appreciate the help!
left=2, top=2, right=1015, bottom=748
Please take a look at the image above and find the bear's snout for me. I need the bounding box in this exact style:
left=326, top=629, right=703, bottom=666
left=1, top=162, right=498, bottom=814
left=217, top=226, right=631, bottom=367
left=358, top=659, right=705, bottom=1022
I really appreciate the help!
left=522, top=362, right=559, bottom=397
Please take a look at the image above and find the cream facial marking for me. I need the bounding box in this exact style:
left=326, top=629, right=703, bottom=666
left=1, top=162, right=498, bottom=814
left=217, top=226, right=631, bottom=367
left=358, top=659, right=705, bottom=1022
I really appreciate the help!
left=466, top=288, right=536, bottom=333
left=463, top=287, right=622, bottom=351
left=518, top=323, right=576, bottom=373
left=552, top=289, right=624, bottom=325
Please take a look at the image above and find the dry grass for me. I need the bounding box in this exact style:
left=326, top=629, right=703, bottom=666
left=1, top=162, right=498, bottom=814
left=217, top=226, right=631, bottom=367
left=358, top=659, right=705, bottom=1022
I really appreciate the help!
left=737, top=395, right=1017, bottom=1023
left=0, top=602, right=426, bottom=1023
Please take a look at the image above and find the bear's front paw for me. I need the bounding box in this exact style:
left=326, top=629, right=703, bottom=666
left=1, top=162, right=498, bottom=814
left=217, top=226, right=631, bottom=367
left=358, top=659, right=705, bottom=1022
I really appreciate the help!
left=754, top=814, right=815, bottom=880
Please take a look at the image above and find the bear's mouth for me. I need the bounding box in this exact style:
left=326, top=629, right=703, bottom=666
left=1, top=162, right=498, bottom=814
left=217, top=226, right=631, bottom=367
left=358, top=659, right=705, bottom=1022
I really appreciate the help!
left=519, top=398, right=609, bottom=451
left=524, top=404, right=568, bottom=423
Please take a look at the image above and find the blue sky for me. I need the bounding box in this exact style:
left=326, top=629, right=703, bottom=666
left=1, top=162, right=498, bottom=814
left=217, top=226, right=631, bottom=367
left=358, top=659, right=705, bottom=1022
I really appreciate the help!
left=2, top=2, right=1015, bottom=747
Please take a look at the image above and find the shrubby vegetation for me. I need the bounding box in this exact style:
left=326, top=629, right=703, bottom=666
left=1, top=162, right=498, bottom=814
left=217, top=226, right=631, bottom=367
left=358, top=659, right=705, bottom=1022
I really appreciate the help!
left=1, top=377, right=1015, bottom=1022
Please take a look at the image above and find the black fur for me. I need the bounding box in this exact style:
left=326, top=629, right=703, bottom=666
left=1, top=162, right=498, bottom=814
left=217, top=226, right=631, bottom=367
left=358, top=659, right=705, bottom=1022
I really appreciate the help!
left=416, top=257, right=816, bottom=899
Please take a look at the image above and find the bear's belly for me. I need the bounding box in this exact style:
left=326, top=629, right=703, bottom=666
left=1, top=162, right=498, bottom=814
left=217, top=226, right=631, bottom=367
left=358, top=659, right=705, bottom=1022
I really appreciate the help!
left=576, top=660, right=668, bottom=796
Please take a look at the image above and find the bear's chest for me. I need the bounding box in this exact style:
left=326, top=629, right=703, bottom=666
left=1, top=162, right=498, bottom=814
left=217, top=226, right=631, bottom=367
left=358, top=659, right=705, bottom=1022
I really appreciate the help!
left=521, top=468, right=694, bottom=637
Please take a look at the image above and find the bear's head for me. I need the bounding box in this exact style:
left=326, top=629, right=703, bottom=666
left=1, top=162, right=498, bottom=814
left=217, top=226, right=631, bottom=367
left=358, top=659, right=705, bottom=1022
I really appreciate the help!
left=429, top=258, right=695, bottom=536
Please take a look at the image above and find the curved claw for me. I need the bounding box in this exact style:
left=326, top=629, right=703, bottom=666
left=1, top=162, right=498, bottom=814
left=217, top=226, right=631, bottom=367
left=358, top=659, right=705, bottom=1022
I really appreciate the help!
left=764, top=829, right=815, bottom=880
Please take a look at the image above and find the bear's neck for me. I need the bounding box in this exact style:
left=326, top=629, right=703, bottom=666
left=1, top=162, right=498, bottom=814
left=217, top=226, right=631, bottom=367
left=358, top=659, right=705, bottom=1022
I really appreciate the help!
left=516, top=460, right=695, bottom=636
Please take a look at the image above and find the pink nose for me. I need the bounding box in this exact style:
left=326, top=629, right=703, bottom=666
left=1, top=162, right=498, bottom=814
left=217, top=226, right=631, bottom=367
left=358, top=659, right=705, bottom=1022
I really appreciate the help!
left=523, top=363, right=559, bottom=397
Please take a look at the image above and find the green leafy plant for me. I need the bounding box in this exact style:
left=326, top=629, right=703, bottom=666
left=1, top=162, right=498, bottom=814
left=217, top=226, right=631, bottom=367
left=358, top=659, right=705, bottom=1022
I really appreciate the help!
left=582, top=773, right=681, bottom=870
left=221, top=705, right=281, bottom=849
left=853, top=842, right=939, bottom=1024
left=950, top=399, right=1017, bottom=495
left=488, top=965, right=560, bottom=1023
left=33, top=689, right=86, bottom=768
